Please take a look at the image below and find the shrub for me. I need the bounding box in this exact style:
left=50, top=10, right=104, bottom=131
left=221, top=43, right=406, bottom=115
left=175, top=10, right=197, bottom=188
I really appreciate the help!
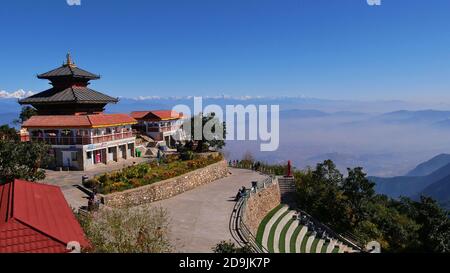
left=212, top=240, right=253, bottom=253
left=180, top=150, right=194, bottom=161
left=79, top=206, right=172, bottom=253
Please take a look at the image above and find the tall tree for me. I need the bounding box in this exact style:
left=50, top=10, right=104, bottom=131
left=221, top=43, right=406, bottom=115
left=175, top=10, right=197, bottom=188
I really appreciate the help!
left=342, top=167, right=376, bottom=224
left=413, top=196, right=450, bottom=252
left=184, top=112, right=226, bottom=152
left=0, top=125, right=18, bottom=141
left=0, top=140, right=51, bottom=183
left=14, top=106, right=37, bottom=125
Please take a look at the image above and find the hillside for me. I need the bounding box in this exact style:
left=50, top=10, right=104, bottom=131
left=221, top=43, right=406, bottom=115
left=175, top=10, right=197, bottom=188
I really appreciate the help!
left=406, top=154, right=450, bottom=176
left=371, top=163, right=450, bottom=198
left=418, top=175, right=450, bottom=209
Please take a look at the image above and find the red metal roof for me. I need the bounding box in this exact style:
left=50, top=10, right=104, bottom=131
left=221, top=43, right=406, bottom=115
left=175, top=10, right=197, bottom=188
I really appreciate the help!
left=130, top=110, right=183, bottom=121
left=22, top=113, right=137, bottom=129
left=0, top=180, right=90, bottom=253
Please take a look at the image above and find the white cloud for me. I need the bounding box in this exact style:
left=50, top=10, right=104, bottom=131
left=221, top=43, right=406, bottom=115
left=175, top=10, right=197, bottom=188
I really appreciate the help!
left=0, top=89, right=34, bottom=99
left=67, top=0, right=81, bottom=6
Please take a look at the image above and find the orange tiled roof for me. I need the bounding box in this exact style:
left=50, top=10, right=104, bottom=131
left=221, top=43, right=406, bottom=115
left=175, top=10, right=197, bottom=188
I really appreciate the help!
left=130, top=110, right=183, bottom=121
left=0, top=180, right=90, bottom=253
left=22, top=114, right=137, bottom=129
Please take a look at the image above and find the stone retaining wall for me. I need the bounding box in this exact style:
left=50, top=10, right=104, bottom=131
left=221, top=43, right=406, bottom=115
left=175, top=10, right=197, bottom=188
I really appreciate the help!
left=243, top=179, right=281, bottom=235
left=101, top=160, right=229, bottom=208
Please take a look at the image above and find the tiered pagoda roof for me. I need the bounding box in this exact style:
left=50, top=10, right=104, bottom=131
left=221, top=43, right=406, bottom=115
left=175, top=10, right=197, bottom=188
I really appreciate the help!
left=19, top=54, right=118, bottom=115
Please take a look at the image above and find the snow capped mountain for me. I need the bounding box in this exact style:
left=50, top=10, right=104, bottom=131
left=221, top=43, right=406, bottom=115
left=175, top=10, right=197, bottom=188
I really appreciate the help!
left=0, top=89, right=34, bottom=99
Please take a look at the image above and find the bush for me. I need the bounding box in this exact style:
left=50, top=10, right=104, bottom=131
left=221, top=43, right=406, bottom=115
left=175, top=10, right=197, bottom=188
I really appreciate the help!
left=180, top=150, right=194, bottom=161
left=79, top=206, right=172, bottom=253
left=82, top=179, right=98, bottom=189
left=212, top=240, right=253, bottom=253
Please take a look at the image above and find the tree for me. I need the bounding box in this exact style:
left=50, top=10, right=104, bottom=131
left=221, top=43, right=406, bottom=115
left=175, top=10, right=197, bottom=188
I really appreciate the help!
left=14, top=106, right=37, bottom=125
left=407, top=196, right=450, bottom=252
left=184, top=112, right=226, bottom=153
left=0, top=124, right=18, bottom=141
left=342, top=167, right=376, bottom=224
left=79, top=206, right=172, bottom=253
left=294, top=161, right=348, bottom=230
left=287, top=159, right=450, bottom=253
left=0, top=140, right=51, bottom=183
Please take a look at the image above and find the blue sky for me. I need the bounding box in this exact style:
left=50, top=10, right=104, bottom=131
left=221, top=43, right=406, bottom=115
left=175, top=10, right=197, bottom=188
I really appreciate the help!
left=0, top=0, right=450, bottom=101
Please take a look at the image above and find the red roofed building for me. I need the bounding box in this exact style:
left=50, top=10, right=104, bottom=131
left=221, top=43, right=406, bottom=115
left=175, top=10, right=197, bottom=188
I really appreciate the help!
left=0, top=180, right=90, bottom=253
left=131, top=110, right=187, bottom=147
left=19, top=55, right=138, bottom=171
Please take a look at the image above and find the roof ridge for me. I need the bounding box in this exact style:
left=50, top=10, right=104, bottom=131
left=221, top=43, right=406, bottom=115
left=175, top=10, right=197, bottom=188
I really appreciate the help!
left=70, top=86, right=78, bottom=102
left=86, top=114, right=94, bottom=126
left=13, top=218, right=67, bottom=247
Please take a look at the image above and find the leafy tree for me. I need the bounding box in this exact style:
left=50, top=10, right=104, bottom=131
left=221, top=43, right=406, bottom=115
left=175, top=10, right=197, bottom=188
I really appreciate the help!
left=14, top=106, right=37, bottom=125
left=0, top=124, right=18, bottom=141
left=212, top=240, right=253, bottom=253
left=184, top=112, right=226, bottom=152
left=0, top=140, right=51, bottom=183
left=342, top=167, right=376, bottom=225
left=292, top=159, right=450, bottom=253
left=398, top=196, right=450, bottom=252
left=294, top=163, right=348, bottom=230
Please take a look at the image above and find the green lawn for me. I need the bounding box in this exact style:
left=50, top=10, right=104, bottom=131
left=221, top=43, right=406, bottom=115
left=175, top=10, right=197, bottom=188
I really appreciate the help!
left=310, top=238, right=320, bottom=253
left=268, top=210, right=290, bottom=253
left=279, top=219, right=294, bottom=253
left=255, top=204, right=284, bottom=248
left=332, top=246, right=340, bottom=253
left=300, top=232, right=312, bottom=253
left=321, top=242, right=330, bottom=253
left=289, top=225, right=303, bottom=253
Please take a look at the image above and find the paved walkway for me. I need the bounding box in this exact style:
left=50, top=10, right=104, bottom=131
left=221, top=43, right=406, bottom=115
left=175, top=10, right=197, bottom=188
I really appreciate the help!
left=145, top=168, right=266, bottom=253
left=40, top=157, right=153, bottom=210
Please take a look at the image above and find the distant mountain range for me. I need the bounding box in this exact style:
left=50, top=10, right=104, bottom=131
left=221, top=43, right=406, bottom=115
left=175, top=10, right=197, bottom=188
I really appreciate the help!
left=371, top=154, right=450, bottom=209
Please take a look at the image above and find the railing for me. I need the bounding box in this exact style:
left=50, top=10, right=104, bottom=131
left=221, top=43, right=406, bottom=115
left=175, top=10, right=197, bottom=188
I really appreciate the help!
left=296, top=209, right=366, bottom=252
left=147, top=126, right=179, bottom=133
left=32, top=136, right=91, bottom=145
left=92, top=132, right=133, bottom=143
left=233, top=175, right=367, bottom=253
left=31, top=132, right=134, bottom=145
left=234, top=176, right=275, bottom=253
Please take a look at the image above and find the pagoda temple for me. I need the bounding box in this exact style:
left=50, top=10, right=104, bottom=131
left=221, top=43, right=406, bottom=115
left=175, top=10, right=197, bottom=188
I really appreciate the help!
left=19, top=54, right=137, bottom=171
left=19, top=54, right=118, bottom=115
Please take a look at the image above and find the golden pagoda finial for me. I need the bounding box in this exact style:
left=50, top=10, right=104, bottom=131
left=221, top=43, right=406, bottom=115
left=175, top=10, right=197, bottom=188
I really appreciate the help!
left=65, top=52, right=76, bottom=67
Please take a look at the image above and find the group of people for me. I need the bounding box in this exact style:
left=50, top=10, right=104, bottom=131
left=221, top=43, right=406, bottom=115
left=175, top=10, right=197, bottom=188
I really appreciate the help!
left=235, top=186, right=248, bottom=201
left=297, top=212, right=330, bottom=240
left=228, top=160, right=262, bottom=171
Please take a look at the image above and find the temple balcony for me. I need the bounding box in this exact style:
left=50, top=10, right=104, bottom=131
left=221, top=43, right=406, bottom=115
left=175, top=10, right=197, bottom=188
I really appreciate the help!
left=30, top=132, right=134, bottom=146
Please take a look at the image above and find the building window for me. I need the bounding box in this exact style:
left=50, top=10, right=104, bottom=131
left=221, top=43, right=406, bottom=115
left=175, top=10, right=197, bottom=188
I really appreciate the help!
left=87, top=151, right=92, bottom=160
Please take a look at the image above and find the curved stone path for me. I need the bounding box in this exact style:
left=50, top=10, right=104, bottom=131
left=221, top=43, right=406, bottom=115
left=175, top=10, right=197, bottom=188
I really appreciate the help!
left=145, top=168, right=266, bottom=253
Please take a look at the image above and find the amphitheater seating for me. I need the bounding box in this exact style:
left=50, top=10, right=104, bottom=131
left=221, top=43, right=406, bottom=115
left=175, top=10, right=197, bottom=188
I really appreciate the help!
left=256, top=205, right=357, bottom=253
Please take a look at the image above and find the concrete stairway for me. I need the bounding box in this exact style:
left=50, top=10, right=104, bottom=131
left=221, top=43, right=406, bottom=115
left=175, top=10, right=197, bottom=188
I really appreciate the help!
left=278, top=177, right=296, bottom=204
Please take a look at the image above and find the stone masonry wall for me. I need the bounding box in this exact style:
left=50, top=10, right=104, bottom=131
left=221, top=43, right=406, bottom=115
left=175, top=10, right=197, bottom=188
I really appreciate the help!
left=243, top=180, right=281, bottom=235
left=101, top=160, right=229, bottom=208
